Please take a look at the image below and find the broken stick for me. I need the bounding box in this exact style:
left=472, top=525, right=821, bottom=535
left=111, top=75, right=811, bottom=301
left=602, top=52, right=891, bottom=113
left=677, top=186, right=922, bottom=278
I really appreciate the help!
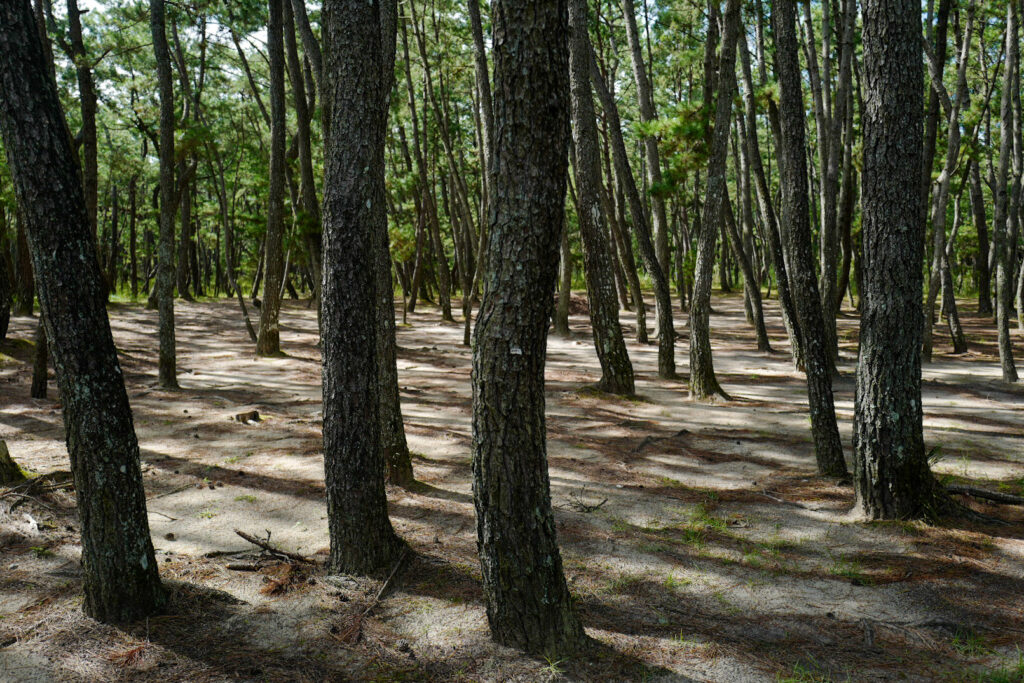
left=234, top=528, right=312, bottom=564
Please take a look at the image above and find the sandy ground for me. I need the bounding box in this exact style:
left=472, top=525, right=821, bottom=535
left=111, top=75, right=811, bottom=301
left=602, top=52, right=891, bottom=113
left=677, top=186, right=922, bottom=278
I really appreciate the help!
left=1, top=291, right=1024, bottom=682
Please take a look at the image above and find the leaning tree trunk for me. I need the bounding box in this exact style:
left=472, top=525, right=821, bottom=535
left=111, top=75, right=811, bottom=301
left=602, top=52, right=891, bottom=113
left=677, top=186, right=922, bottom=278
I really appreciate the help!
left=970, top=161, right=992, bottom=315
left=151, top=0, right=178, bottom=388
left=257, top=0, right=288, bottom=357
left=568, top=0, right=634, bottom=396
left=471, top=0, right=586, bottom=656
left=321, top=0, right=405, bottom=574
left=854, top=0, right=951, bottom=519
left=589, top=49, right=675, bottom=378
left=689, top=0, right=741, bottom=400
left=773, top=0, right=847, bottom=477
left=0, top=0, right=165, bottom=621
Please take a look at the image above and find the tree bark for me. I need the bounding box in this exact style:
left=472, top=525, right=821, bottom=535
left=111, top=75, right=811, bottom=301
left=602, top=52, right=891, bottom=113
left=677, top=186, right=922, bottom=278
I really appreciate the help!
left=589, top=48, right=675, bottom=378
left=257, top=0, right=288, bottom=356
left=471, top=0, right=586, bottom=655
left=774, top=0, right=847, bottom=477
left=620, top=0, right=670, bottom=280
left=993, top=1, right=1020, bottom=382
left=568, top=0, right=634, bottom=395
left=0, top=0, right=165, bottom=620
left=321, top=0, right=405, bottom=573
left=151, top=0, right=178, bottom=388
left=854, top=0, right=950, bottom=519
left=689, top=0, right=741, bottom=400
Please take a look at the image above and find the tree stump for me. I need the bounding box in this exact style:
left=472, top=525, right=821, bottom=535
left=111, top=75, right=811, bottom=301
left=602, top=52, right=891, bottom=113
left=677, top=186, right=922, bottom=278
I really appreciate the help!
left=0, top=441, right=26, bottom=485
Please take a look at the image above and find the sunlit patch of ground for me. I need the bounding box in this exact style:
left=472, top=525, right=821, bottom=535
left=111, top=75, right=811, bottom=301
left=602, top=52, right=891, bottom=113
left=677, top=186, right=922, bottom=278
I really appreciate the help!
left=1, top=292, right=1023, bottom=681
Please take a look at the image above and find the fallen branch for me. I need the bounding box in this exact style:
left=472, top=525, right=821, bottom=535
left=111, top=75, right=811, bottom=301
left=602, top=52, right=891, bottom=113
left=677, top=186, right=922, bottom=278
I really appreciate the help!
left=234, top=528, right=312, bottom=564
left=947, top=484, right=1024, bottom=506
left=336, top=546, right=410, bottom=644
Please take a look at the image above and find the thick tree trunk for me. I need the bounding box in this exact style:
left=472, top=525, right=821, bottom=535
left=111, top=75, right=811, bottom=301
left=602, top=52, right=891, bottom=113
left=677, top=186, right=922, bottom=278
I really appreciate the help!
left=151, top=0, right=178, bottom=388
left=0, top=0, right=165, bottom=621
left=66, top=0, right=98, bottom=241
left=854, top=0, right=949, bottom=519
left=568, top=0, right=634, bottom=395
left=257, top=0, right=288, bottom=356
left=689, top=0, right=741, bottom=400
left=471, top=0, right=586, bottom=655
left=774, top=0, right=847, bottom=477
left=321, top=0, right=405, bottom=573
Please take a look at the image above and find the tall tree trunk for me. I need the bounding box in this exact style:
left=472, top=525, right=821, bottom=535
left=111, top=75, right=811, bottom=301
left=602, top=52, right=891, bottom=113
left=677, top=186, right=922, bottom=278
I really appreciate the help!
left=176, top=182, right=193, bottom=300
left=589, top=48, right=675, bottom=377
left=151, top=0, right=178, bottom=388
left=257, top=0, right=288, bottom=356
left=689, top=0, right=741, bottom=400
left=0, top=0, right=165, bottom=620
left=284, top=0, right=323, bottom=319
left=943, top=194, right=969, bottom=352
left=854, top=0, right=950, bottom=519
left=723, top=192, right=770, bottom=351
left=620, top=0, right=670, bottom=281
left=774, top=0, right=847, bottom=477
left=321, top=0, right=405, bottom=573
left=568, top=0, right=634, bottom=395
left=15, top=208, right=34, bottom=316
left=66, top=0, right=98, bottom=241
left=472, top=0, right=586, bottom=655
left=374, top=0, right=414, bottom=488
left=993, top=1, right=1020, bottom=382
left=922, top=3, right=974, bottom=361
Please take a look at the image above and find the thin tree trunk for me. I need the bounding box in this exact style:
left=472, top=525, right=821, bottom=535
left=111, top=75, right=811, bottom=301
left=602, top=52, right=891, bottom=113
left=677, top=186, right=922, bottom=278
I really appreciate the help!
left=151, top=0, right=178, bottom=388
left=689, top=0, right=741, bottom=399
left=774, top=0, right=847, bottom=477
left=568, top=0, right=634, bottom=395
left=257, top=0, right=288, bottom=356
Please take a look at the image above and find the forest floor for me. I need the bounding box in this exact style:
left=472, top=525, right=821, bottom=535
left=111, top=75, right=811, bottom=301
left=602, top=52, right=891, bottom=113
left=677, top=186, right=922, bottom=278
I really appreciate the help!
left=2, top=291, right=1024, bottom=682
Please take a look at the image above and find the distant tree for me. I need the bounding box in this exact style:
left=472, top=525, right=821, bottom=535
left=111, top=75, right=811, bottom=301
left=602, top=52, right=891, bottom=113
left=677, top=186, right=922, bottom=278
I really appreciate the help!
left=0, top=0, right=165, bottom=621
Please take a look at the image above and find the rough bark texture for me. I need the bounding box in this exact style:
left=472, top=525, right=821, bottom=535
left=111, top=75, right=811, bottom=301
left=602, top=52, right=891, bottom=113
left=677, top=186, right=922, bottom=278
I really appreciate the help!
left=689, top=0, right=740, bottom=400
left=374, top=0, right=414, bottom=488
left=257, top=0, right=288, bottom=356
left=471, top=0, right=586, bottom=656
left=854, top=0, right=945, bottom=519
left=773, top=0, right=847, bottom=477
left=568, top=0, right=634, bottom=395
left=0, top=0, right=165, bottom=621
left=321, top=0, right=405, bottom=574
left=151, top=0, right=177, bottom=388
